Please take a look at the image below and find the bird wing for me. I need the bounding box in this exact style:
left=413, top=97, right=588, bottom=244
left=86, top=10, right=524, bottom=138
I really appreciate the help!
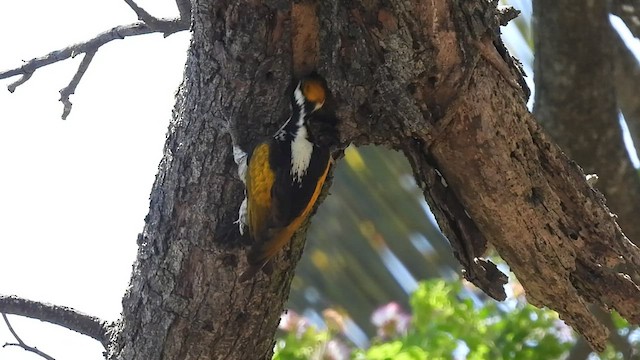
left=270, top=144, right=331, bottom=226
left=241, top=140, right=331, bottom=280
left=246, top=142, right=276, bottom=244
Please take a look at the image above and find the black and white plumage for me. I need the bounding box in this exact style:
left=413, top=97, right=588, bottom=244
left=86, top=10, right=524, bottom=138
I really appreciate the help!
left=236, top=72, right=339, bottom=281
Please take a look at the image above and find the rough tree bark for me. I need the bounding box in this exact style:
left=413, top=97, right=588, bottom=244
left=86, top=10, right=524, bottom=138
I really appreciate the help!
left=106, top=0, right=640, bottom=358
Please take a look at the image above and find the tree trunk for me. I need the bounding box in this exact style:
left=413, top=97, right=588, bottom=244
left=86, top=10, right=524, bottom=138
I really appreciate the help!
left=109, top=0, right=640, bottom=358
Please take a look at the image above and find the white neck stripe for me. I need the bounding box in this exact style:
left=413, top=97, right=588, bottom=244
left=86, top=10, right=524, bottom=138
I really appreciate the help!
left=290, top=83, right=312, bottom=183
left=293, top=83, right=306, bottom=126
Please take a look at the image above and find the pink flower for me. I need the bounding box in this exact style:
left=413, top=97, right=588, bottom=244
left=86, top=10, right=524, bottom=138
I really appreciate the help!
left=371, top=302, right=411, bottom=339
left=553, top=319, right=574, bottom=343
left=322, top=339, right=351, bottom=360
left=279, top=310, right=309, bottom=337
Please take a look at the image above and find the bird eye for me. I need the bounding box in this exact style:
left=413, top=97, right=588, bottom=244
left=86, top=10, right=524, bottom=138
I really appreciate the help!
left=302, top=80, right=326, bottom=107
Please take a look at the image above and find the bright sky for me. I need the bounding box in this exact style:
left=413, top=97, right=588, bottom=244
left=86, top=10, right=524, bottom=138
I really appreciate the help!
left=2, top=1, right=640, bottom=359
left=0, top=1, right=189, bottom=358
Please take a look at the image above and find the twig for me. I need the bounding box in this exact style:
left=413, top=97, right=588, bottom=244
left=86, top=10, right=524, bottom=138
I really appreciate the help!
left=123, top=0, right=190, bottom=35
left=2, top=313, right=55, bottom=360
left=123, top=0, right=166, bottom=31
left=59, top=50, right=96, bottom=120
left=8, top=72, right=33, bottom=93
left=0, top=19, right=187, bottom=118
left=0, top=21, right=185, bottom=84
left=0, top=295, right=113, bottom=349
left=612, top=0, right=640, bottom=38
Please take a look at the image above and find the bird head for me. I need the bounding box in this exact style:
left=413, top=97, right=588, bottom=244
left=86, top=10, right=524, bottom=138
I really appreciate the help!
left=293, top=72, right=328, bottom=114
left=289, top=72, right=340, bottom=148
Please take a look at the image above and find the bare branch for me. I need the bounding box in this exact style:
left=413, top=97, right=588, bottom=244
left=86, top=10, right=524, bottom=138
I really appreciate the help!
left=59, top=50, right=96, bottom=120
left=612, top=0, right=640, bottom=38
left=0, top=21, right=184, bottom=85
left=8, top=73, right=33, bottom=93
left=0, top=295, right=113, bottom=349
left=124, top=0, right=171, bottom=32
left=0, top=19, right=187, bottom=118
left=2, top=313, right=55, bottom=360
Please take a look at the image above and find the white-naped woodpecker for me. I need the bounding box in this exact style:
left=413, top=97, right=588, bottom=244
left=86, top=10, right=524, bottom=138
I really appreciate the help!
left=235, top=72, right=340, bottom=281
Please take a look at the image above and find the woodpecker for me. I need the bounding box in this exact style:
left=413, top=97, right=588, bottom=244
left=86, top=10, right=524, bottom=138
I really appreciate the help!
left=237, top=72, right=339, bottom=281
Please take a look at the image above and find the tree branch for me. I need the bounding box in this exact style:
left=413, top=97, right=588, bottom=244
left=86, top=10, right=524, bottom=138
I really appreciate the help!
left=2, top=313, right=55, bottom=360
left=7, top=72, right=33, bottom=93
left=2, top=314, right=55, bottom=360
left=0, top=295, right=112, bottom=349
left=59, top=50, right=96, bottom=120
left=0, top=19, right=187, bottom=119
left=0, top=21, right=185, bottom=85
left=123, top=0, right=188, bottom=34
left=124, top=0, right=161, bottom=27
left=611, top=0, right=640, bottom=38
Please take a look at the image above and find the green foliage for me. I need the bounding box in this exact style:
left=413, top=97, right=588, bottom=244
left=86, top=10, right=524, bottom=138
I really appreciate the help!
left=275, top=279, right=575, bottom=360
left=273, top=327, right=330, bottom=360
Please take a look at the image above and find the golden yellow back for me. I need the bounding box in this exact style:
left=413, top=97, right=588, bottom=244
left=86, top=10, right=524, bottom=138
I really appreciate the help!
left=247, top=142, right=275, bottom=242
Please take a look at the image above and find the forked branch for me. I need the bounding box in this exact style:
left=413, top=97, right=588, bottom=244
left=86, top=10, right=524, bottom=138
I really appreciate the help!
left=0, top=0, right=189, bottom=119
left=2, top=313, right=55, bottom=360
left=123, top=0, right=188, bottom=34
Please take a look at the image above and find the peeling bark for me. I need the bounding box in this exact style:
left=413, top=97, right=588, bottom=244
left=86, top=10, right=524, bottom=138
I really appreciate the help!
left=108, top=0, right=640, bottom=358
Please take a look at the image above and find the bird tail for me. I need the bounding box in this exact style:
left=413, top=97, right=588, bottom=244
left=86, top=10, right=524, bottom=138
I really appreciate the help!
left=238, top=225, right=297, bottom=282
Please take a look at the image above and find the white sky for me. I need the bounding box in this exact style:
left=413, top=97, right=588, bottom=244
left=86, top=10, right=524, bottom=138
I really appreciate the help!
left=1, top=1, right=640, bottom=360
left=0, top=1, right=189, bottom=358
